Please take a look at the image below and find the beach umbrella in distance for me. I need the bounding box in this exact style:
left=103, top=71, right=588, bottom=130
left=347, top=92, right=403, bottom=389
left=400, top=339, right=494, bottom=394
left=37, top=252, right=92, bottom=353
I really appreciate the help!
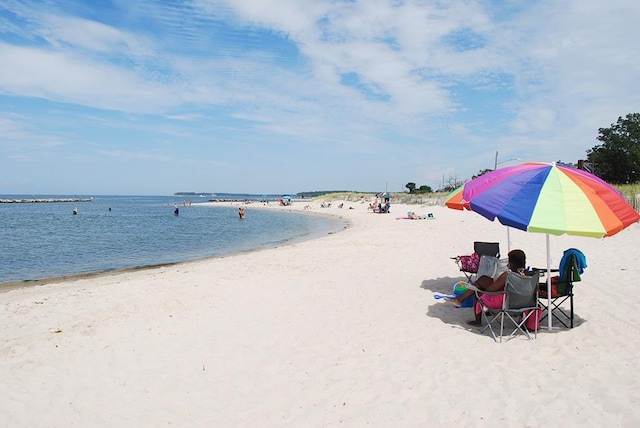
left=462, top=161, right=640, bottom=329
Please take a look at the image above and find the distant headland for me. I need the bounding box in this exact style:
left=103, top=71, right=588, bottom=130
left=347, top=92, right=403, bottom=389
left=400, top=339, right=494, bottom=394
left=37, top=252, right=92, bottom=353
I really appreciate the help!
left=174, top=192, right=214, bottom=196
left=173, top=190, right=361, bottom=199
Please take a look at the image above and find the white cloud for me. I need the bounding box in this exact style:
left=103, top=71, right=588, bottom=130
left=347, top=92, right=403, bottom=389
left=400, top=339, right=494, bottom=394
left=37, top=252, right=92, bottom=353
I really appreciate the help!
left=1, top=0, right=639, bottom=193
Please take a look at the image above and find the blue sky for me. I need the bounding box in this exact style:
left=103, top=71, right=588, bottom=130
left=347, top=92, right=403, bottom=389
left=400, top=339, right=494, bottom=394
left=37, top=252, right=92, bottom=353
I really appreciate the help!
left=1, top=0, right=639, bottom=195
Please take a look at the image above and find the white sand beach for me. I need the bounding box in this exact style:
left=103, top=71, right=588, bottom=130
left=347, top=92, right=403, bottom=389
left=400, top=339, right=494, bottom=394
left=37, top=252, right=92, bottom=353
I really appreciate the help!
left=1, top=200, right=639, bottom=426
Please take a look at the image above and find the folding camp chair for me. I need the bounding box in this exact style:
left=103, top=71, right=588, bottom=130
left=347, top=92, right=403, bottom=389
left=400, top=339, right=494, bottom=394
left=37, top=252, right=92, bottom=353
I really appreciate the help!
left=452, top=241, right=500, bottom=282
left=538, top=248, right=586, bottom=329
left=467, top=271, right=540, bottom=342
left=477, top=254, right=509, bottom=280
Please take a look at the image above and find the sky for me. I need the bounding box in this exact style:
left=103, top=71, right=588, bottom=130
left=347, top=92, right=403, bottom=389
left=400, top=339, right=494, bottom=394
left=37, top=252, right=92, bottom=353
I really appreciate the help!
left=1, top=0, right=639, bottom=196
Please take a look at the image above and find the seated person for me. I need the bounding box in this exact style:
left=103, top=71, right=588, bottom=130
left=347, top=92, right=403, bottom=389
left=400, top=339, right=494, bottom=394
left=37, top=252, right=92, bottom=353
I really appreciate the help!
left=449, top=249, right=527, bottom=326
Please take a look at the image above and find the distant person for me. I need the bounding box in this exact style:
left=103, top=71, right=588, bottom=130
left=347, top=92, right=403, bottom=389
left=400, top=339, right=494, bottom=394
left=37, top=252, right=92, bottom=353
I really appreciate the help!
left=72, top=207, right=78, bottom=215
left=238, top=207, right=245, bottom=219
left=174, top=204, right=179, bottom=216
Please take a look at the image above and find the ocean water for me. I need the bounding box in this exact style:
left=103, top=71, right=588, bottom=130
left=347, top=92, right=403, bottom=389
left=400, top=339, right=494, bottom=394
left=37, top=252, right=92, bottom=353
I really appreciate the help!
left=0, top=195, right=343, bottom=285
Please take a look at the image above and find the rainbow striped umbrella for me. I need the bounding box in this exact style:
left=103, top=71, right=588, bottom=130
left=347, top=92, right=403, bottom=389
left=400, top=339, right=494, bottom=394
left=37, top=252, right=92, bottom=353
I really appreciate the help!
left=462, top=162, right=639, bottom=330
left=446, top=183, right=514, bottom=251
left=444, top=185, right=470, bottom=210
left=463, top=162, right=639, bottom=238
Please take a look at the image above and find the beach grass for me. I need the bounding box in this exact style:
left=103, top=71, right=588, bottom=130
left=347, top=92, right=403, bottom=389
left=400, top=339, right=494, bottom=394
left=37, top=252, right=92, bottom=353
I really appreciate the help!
left=314, top=183, right=640, bottom=210
left=615, top=183, right=640, bottom=210
left=311, top=191, right=446, bottom=205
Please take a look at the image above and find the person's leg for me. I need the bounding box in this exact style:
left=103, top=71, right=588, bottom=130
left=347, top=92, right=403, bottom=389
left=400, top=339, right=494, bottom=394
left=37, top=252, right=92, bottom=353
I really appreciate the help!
left=466, top=296, right=483, bottom=326
left=449, top=275, right=492, bottom=307
left=474, top=296, right=483, bottom=323
left=448, top=289, right=474, bottom=307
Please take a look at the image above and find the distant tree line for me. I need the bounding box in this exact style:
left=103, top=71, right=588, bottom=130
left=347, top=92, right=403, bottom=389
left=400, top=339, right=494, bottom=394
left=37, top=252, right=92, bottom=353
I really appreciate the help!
left=175, top=192, right=213, bottom=196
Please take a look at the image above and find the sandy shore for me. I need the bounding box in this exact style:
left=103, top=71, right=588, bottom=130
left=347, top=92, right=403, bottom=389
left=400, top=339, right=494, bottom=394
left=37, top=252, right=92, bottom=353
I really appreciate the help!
left=1, top=199, right=639, bottom=426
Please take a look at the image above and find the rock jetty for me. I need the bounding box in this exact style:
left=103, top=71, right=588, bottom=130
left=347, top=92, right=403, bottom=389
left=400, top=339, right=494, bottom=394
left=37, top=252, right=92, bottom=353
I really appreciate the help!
left=0, top=198, right=92, bottom=203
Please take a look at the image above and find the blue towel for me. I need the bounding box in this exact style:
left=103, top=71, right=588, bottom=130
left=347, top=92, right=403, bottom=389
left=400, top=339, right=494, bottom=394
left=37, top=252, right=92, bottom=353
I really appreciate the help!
left=559, top=248, right=587, bottom=276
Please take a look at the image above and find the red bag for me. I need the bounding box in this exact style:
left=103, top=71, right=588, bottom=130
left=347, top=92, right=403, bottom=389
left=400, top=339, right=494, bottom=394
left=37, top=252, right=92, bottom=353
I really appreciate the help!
left=459, top=252, right=480, bottom=272
left=525, top=308, right=543, bottom=330
left=540, top=275, right=560, bottom=298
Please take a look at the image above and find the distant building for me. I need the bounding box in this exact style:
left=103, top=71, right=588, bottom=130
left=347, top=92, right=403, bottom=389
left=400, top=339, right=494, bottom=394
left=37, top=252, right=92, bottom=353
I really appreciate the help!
left=577, top=159, right=593, bottom=173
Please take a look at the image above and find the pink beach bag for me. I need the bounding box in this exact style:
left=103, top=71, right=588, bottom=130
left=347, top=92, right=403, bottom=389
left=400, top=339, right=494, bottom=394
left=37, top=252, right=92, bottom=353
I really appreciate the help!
left=525, top=308, right=543, bottom=330
left=459, top=252, right=480, bottom=272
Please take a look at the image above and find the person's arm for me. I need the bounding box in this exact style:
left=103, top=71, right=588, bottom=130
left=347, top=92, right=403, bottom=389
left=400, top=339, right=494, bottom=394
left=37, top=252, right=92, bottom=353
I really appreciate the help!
left=484, top=272, right=507, bottom=292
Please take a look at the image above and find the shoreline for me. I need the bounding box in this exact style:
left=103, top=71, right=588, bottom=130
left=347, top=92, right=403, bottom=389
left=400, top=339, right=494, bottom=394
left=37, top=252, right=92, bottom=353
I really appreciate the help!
left=2, top=201, right=639, bottom=425
left=0, top=200, right=351, bottom=292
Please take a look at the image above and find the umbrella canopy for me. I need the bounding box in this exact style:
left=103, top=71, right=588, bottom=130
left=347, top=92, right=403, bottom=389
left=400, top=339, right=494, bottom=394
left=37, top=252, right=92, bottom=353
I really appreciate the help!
left=463, top=162, right=640, bottom=238
left=445, top=183, right=513, bottom=250
left=378, top=192, right=391, bottom=199
left=444, top=185, right=470, bottom=210
left=462, top=162, right=640, bottom=329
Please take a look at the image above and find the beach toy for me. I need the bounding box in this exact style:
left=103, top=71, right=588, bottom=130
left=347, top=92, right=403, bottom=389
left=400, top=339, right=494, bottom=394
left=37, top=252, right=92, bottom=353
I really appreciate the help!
left=453, top=281, right=474, bottom=308
left=453, top=281, right=468, bottom=293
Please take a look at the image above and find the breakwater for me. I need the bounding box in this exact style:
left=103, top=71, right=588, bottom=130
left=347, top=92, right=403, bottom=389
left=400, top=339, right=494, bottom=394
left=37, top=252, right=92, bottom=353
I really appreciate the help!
left=0, top=198, right=92, bottom=203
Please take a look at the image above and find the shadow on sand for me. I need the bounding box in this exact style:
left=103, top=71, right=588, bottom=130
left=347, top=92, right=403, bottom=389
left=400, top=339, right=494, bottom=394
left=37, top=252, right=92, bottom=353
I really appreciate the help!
left=420, top=276, right=482, bottom=335
left=420, top=276, right=584, bottom=337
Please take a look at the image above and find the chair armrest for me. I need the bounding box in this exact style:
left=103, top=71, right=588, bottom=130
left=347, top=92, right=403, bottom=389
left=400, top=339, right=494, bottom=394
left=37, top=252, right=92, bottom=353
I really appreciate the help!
left=532, top=267, right=560, bottom=275
left=465, top=284, right=505, bottom=296
left=465, top=284, right=480, bottom=292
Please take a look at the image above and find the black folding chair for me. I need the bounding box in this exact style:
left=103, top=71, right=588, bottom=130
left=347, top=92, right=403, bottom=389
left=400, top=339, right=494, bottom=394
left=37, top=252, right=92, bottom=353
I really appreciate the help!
left=538, top=250, right=585, bottom=328
left=452, top=241, right=500, bottom=282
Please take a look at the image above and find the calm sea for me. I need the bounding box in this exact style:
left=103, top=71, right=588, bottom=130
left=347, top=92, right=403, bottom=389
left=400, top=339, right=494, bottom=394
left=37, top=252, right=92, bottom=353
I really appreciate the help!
left=0, top=195, right=343, bottom=285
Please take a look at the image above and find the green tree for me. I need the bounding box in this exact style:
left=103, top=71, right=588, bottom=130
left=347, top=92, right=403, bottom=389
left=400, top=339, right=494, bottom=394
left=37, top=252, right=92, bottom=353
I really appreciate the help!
left=405, top=182, right=416, bottom=193
left=587, top=113, right=640, bottom=184
left=416, top=185, right=433, bottom=194
left=472, top=168, right=493, bottom=179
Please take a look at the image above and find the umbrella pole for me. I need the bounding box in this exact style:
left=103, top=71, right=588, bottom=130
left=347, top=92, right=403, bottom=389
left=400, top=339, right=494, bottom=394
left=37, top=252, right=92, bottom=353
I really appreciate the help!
left=546, top=234, right=552, bottom=330
left=507, top=227, right=511, bottom=252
